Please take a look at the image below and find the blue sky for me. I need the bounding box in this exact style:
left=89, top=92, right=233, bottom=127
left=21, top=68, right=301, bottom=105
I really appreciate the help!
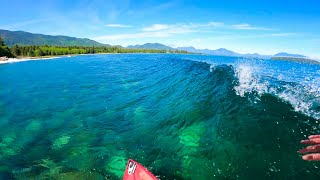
left=1, top=0, right=320, bottom=58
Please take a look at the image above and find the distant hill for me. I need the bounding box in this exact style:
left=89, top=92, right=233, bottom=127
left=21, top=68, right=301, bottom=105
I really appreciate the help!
left=0, top=30, right=314, bottom=61
left=132, top=45, right=240, bottom=56
left=242, top=53, right=272, bottom=59
left=0, top=29, right=108, bottom=47
left=127, top=43, right=174, bottom=50
left=177, top=46, right=310, bottom=59
left=130, top=43, right=313, bottom=60
left=177, top=46, right=242, bottom=57
left=271, top=56, right=320, bottom=64
left=274, top=52, right=306, bottom=58
left=206, top=48, right=240, bottom=56
left=176, top=46, right=200, bottom=53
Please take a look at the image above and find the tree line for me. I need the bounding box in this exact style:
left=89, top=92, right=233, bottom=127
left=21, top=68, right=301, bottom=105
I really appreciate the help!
left=0, top=36, right=189, bottom=58
left=0, top=36, right=14, bottom=58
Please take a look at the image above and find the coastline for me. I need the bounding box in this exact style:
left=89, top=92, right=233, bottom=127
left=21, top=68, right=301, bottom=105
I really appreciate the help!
left=0, top=57, right=61, bottom=64
left=0, top=52, right=187, bottom=64
left=1, top=53, right=319, bottom=65
left=0, top=53, right=129, bottom=64
left=0, top=55, right=72, bottom=64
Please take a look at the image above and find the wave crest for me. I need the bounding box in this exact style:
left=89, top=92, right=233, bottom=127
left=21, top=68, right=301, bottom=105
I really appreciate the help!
left=233, top=64, right=269, bottom=98
left=209, top=62, right=320, bottom=119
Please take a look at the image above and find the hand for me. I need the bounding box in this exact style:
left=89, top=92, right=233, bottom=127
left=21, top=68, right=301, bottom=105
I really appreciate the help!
left=299, top=135, right=320, bottom=161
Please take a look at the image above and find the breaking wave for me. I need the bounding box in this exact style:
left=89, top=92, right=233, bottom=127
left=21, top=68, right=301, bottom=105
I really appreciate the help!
left=230, top=62, right=320, bottom=119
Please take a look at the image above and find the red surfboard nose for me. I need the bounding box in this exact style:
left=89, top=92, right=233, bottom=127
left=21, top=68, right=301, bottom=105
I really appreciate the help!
left=123, top=159, right=158, bottom=180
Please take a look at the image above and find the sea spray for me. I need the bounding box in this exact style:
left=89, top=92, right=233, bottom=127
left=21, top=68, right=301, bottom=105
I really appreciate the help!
left=233, top=63, right=268, bottom=98
left=231, top=62, right=320, bottom=119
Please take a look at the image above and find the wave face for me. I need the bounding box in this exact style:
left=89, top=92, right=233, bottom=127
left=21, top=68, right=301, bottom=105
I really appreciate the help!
left=0, top=54, right=320, bottom=179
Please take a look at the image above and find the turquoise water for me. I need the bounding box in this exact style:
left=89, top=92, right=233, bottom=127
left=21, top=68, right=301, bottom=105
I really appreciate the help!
left=0, top=54, right=320, bottom=179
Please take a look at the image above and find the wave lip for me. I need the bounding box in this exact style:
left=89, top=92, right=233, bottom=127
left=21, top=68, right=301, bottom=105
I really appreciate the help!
left=233, top=64, right=268, bottom=98
left=225, top=62, right=320, bottom=119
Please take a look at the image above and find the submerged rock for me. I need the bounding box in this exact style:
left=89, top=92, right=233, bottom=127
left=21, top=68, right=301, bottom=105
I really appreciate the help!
left=178, top=122, right=208, bottom=178
left=57, top=171, right=105, bottom=180
left=105, top=151, right=127, bottom=178
left=179, top=122, right=205, bottom=148
left=0, top=133, right=21, bottom=157
left=52, top=135, right=71, bottom=150
left=134, top=106, right=147, bottom=122
left=26, top=119, right=41, bottom=131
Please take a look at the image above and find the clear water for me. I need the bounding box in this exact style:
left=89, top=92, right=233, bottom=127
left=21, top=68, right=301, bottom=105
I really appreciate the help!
left=0, top=54, right=320, bottom=179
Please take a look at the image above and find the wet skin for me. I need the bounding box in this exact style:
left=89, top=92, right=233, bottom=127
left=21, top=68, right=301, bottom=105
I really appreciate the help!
left=300, top=135, right=320, bottom=161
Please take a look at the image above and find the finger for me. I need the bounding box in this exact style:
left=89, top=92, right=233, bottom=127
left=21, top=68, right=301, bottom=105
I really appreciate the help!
left=301, top=138, right=320, bottom=144
left=302, top=153, right=320, bottom=161
left=299, top=145, right=320, bottom=154
left=309, top=135, right=320, bottom=139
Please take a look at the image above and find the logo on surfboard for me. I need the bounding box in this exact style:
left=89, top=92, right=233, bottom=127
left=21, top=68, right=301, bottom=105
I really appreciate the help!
left=127, top=161, right=137, bottom=175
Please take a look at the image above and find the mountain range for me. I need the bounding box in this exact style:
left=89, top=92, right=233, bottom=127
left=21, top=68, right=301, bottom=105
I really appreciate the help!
left=0, top=29, right=310, bottom=59
left=127, top=44, right=307, bottom=59
left=0, top=29, right=108, bottom=47
left=273, top=52, right=306, bottom=58
left=127, top=43, right=173, bottom=50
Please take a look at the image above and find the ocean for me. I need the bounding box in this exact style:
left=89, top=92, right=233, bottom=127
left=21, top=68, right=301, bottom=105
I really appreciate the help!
left=0, top=54, right=320, bottom=179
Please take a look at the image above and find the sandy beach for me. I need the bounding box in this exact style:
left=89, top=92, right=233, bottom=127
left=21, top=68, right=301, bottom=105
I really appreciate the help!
left=0, top=53, right=146, bottom=64
left=0, top=56, right=63, bottom=64
left=0, top=53, right=123, bottom=64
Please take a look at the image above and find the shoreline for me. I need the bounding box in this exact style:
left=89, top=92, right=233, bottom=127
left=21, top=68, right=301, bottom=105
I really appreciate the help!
left=1, top=53, right=319, bottom=65
left=0, top=52, right=189, bottom=64
left=0, top=56, right=62, bottom=64
left=0, top=53, right=88, bottom=64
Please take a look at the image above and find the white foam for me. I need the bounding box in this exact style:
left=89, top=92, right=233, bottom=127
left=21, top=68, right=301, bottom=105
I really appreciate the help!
left=277, top=86, right=313, bottom=115
left=231, top=62, right=320, bottom=119
left=233, top=63, right=268, bottom=97
left=0, top=57, right=61, bottom=64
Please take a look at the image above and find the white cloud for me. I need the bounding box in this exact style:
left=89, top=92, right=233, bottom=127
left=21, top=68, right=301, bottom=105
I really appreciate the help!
left=94, top=27, right=195, bottom=41
left=270, top=33, right=297, bottom=37
left=231, top=23, right=272, bottom=30
left=207, top=22, right=225, bottom=27
left=94, top=22, right=275, bottom=42
left=96, top=23, right=200, bottom=41
left=142, top=22, right=224, bottom=32
left=142, top=24, right=169, bottom=31
left=94, top=32, right=169, bottom=41
left=105, top=24, right=132, bottom=28
left=204, top=32, right=297, bottom=41
left=232, top=24, right=252, bottom=29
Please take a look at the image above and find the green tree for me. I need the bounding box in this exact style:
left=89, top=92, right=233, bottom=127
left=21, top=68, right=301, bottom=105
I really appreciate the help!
left=0, top=36, right=15, bottom=58
left=34, top=49, right=44, bottom=56
left=27, top=50, right=35, bottom=57
left=1, top=44, right=189, bottom=58
left=0, top=36, right=4, bottom=46
left=11, top=45, right=21, bottom=56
